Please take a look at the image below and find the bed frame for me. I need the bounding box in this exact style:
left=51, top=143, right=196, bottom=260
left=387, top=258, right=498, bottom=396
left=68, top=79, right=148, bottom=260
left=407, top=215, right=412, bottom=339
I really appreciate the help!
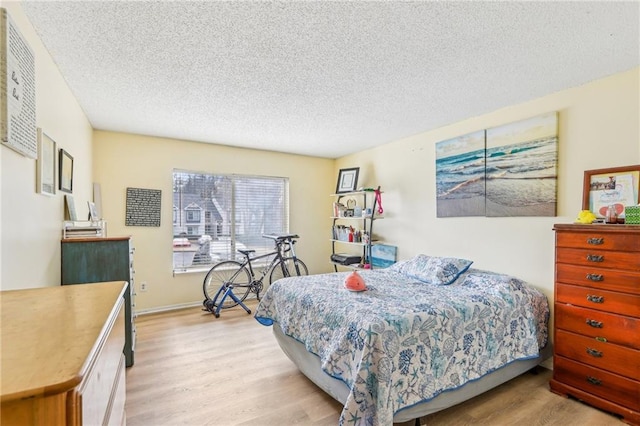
left=273, top=324, right=553, bottom=424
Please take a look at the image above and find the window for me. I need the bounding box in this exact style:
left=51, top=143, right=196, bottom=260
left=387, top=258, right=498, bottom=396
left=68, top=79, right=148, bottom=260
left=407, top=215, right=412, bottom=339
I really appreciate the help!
left=185, top=207, right=201, bottom=223
left=173, top=170, right=289, bottom=272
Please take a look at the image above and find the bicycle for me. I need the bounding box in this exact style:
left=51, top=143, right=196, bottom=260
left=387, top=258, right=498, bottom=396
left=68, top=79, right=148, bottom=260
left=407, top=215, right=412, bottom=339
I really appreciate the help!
left=202, top=233, right=308, bottom=318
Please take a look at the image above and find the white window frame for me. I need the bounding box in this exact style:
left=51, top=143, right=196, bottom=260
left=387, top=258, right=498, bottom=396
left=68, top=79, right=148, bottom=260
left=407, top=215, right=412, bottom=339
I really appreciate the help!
left=172, top=170, right=289, bottom=273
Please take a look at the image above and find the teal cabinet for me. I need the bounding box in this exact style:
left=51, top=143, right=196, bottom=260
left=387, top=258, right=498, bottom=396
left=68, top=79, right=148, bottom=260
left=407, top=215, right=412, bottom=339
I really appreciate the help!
left=61, top=236, right=136, bottom=367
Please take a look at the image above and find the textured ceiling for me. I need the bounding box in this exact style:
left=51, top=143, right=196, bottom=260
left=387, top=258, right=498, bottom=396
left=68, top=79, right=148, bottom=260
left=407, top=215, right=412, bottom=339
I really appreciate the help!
left=20, top=1, right=640, bottom=159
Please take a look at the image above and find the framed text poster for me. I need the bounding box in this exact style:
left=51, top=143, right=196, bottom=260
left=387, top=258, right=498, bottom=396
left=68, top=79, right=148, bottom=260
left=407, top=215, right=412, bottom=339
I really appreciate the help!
left=1, top=8, right=37, bottom=158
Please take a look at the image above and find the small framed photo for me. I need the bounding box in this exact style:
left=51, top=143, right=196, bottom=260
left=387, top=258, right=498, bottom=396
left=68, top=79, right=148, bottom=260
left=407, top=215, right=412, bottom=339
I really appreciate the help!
left=59, top=148, right=74, bottom=193
left=36, top=128, right=56, bottom=196
left=88, top=201, right=99, bottom=221
left=336, top=167, right=360, bottom=194
left=583, top=165, right=640, bottom=218
left=64, top=195, right=77, bottom=221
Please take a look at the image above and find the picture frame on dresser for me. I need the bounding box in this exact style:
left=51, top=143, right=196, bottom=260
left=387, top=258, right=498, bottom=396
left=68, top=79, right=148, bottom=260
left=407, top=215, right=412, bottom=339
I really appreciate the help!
left=582, top=164, right=640, bottom=219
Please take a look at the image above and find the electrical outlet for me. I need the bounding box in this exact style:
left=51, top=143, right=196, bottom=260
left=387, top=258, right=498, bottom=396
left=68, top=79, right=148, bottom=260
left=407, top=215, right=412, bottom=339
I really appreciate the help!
left=140, top=281, right=148, bottom=292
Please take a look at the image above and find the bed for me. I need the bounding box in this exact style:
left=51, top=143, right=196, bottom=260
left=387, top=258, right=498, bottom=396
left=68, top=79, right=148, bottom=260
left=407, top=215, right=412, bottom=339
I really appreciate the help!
left=255, top=255, right=550, bottom=425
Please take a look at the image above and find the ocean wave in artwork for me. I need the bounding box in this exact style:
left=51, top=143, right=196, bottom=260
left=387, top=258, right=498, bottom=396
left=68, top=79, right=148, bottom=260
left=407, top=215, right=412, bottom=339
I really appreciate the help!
left=437, top=137, right=557, bottom=205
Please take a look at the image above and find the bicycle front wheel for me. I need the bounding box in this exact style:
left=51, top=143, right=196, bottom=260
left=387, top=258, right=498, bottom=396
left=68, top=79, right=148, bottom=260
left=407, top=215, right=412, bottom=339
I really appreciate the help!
left=203, top=261, right=252, bottom=309
left=269, top=258, right=308, bottom=285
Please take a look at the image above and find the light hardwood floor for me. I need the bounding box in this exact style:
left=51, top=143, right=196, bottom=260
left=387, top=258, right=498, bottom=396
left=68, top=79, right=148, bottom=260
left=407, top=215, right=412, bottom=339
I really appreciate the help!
left=126, top=301, right=624, bottom=425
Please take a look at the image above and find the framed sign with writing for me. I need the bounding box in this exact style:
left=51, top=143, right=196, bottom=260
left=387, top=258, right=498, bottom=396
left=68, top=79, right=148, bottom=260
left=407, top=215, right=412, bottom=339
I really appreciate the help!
left=126, top=187, right=161, bottom=226
left=1, top=8, right=37, bottom=158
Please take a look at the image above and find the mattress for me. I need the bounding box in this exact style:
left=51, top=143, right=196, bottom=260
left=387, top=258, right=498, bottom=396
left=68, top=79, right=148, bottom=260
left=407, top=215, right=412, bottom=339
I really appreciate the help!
left=273, top=324, right=552, bottom=423
left=255, top=257, right=550, bottom=425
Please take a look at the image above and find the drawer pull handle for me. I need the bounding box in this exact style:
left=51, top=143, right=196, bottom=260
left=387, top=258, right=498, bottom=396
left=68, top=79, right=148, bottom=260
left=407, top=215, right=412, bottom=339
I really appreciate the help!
left=587, top=237, right=604, bottom=245
left=595, top=336, right=607, bottom=343
left=585, top=319, right=603, bottom=328
left=586, top=273, right=604, bottom=282
left=586, top=254, right=604, bottom=262
left=586, top=295, right=604, bottom=303
left=586, top=347, right=603, bottom=358
left=586, top=376, right=602, bottom=386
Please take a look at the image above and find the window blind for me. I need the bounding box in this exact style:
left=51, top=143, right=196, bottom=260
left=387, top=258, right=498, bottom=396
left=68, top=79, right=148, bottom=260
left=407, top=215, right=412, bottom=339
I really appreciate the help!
left=173, top=170, right=289, bottom=272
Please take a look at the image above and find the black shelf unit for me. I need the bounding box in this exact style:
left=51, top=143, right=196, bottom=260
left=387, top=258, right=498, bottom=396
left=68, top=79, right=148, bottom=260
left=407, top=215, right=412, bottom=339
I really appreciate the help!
left=330, top=187, right=383, bottom=271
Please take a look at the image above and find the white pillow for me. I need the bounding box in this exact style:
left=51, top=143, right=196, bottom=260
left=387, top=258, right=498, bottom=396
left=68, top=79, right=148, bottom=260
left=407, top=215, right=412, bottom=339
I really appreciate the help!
left=389, top=254, right=473, bottom=285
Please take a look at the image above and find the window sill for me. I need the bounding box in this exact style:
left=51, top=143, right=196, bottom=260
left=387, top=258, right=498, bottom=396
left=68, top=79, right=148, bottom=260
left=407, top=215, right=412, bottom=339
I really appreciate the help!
left=173, top=267, right=210, bottom=276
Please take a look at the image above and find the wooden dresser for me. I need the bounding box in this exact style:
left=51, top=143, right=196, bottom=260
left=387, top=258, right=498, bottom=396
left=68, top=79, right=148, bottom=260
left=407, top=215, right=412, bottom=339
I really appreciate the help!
left=1, top=282, right=127, bottom=426
left=62, top=236, right=136, bottom=367
left=550, top=224, right=640, bottom=425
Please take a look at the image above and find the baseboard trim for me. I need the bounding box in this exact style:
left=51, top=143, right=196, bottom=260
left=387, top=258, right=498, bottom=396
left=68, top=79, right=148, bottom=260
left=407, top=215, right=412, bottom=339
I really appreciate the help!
left=136, top=295, right=259, bottom=316
left=136, top=301, right=203, bottom=316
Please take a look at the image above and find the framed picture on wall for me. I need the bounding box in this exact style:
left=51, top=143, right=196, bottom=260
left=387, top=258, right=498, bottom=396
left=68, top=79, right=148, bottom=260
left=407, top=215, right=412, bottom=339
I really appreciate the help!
left=583, top=164, right=640, bottom=219
left=36, top=128, right=56, bottom=196
left=59, top=148, right=74, bottom=193
left=336, top=167, right=359, bottom=194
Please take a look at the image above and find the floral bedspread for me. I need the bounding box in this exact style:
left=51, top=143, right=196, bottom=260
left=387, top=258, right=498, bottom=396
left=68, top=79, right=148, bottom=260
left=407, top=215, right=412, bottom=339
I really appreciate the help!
left=254, top=268, right=549, bottom=426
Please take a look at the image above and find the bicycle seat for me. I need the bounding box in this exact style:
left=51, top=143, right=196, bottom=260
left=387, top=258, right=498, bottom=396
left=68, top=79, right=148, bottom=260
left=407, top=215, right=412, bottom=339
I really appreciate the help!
left=237, top=249, right=255, bottom=256
left=263, top=233, right=299, bottom=242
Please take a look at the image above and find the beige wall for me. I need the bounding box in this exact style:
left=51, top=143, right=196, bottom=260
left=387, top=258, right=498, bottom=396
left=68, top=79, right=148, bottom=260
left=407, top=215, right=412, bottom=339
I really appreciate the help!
left=1, top=0, right=638, bottom=320
left=92, top=132, right=334, bottom=311
left=1, top=2, right=93, bottom=290
left=336, top=67, right=640, bottom=342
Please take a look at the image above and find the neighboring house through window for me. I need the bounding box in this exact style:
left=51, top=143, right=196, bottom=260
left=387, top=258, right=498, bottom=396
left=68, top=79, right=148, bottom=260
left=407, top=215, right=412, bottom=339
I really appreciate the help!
left=172, top=170, right=289, bottom=272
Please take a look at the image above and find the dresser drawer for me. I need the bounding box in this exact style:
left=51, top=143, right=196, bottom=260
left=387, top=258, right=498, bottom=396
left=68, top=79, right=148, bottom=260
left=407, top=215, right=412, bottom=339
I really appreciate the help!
left=555, top=329, right=640, bottom=380
left=554, top=355, right=640, bottom=411
left=555, top=303, right=640, bottom=349
left=105, top=355, right=126, bottom=426
left=556, top=230, right=640, bottom=252
left=556, top=283, right=640, bottom=318
left=556, top=263, right=640, bottom=294
left=556, top=247, right=640, bottom=271
left=78, top=302, right=126, bottom=425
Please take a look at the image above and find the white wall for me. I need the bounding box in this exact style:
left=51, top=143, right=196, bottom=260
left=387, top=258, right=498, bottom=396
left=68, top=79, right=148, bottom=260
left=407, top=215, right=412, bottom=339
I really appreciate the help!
left=1, top=2, right=93, bottom=290
left=336, top=67, right=640, bottom=344
left=93, top=131, right=335, bottom=311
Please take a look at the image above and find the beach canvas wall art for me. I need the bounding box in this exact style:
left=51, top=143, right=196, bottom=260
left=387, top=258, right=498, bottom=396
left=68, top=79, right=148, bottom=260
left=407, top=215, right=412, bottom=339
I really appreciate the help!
left=485, top=112, right=558, bottom=217
left=436, top=130, right=486, bottom=217
left=371, top=244, right=397, bottom=268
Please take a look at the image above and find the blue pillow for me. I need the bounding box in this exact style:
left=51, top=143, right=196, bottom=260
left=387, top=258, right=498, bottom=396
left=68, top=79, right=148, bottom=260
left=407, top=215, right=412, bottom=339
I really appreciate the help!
left=389, top=254, right=473, bottom=285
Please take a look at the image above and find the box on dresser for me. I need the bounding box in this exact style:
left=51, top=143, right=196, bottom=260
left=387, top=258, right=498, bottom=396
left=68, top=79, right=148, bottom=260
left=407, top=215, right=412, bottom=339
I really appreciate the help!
left=550, top=223, right=640, bottom=425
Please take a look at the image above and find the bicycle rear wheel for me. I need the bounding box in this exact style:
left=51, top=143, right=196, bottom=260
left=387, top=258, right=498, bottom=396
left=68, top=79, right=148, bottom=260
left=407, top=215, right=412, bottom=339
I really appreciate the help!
left=203, top=261, right=252, bottom=309
left=269, top=258, right=308, bottom=285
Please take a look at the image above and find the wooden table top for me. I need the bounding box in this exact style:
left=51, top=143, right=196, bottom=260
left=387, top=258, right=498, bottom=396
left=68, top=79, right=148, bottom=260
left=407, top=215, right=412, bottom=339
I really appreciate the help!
left=0, top=281, right=126, bottom=402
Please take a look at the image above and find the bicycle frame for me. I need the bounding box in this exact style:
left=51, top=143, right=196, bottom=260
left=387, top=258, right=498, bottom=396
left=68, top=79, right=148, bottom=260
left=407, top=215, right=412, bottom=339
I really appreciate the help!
left=243, top=249, right=282, bottom=285
left=203, top=234, right=304, bottom=318
left=227, top=237, right=298, bottom=288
